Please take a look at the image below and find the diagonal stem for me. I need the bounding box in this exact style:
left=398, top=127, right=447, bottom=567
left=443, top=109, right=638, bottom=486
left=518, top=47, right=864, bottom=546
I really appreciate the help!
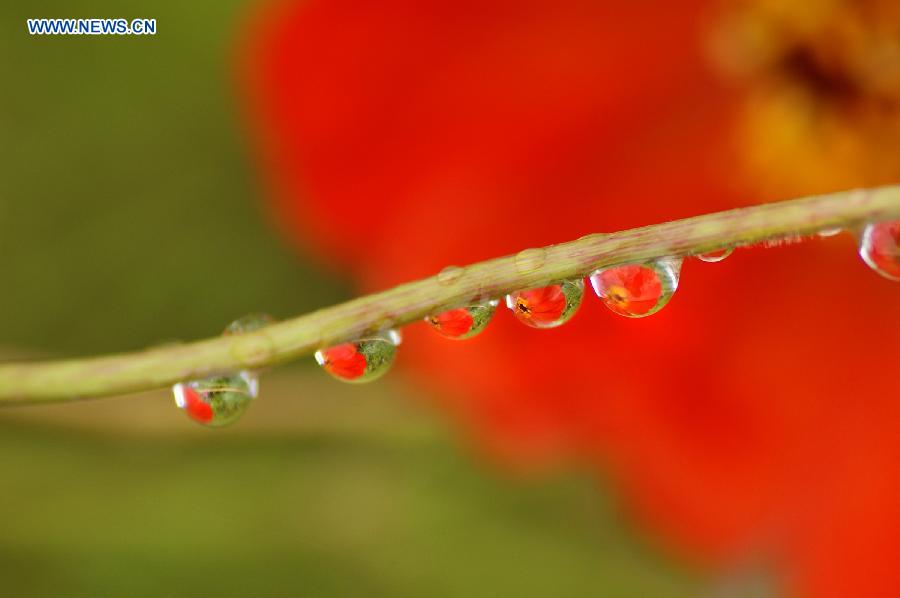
left=1, top=186, right=898, bottom=404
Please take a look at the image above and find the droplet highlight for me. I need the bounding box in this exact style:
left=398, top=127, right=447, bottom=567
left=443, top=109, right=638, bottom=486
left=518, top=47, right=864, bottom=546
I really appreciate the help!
left=315, top=330, right=401, bottom=383
left=818, top=227, right=842, bottom=238
left=859, top=220, right=900, bottom=281
left=426, top=300, right=498, bottom=340
left=505, top=279, right=584, bottom=329
left=173, top=371, right=258, bottom=428
left=697, top=248, right=733, bottom=263
left=590, top=258, right=682, bottom=318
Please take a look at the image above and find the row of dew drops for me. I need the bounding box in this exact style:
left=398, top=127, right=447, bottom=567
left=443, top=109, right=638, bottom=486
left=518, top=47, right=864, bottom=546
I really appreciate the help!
left=174, top=220, right=900, bottom=427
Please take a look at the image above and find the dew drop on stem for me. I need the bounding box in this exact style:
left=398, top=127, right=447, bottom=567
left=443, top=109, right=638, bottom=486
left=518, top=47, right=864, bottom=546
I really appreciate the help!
left=506, top=279, right=584, bottom=329
left=171, top=313, right=275, bottom=428
left=697, top=248, right=733, bottom=263
left=818, top=227, right=842, bottom=238
left=315, top=330, right=401, bottom=383
left=590, top=258, right=682, bottom=318
left=223, top=313, right=276, bottom=335
left=859, top=220, right=900, bottom=281
left=224, top=313, right=277, bottom=367
left=426, top=300, right=499, bottom=340
left=173, top=371, right=258, bottom=428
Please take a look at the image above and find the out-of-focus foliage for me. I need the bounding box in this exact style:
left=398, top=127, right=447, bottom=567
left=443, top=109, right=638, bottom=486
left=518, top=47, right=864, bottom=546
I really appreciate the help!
left=0, top=0, right=348, bottom=355
left=0, top=371, right=700, bottom=598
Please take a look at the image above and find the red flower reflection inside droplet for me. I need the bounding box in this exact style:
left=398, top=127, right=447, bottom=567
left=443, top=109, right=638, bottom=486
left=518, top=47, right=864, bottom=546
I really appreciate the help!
left=181, top=386, right=214, bottom=424
left=428, top=308, right=474, bottom=338
left=319, top=343, right=367, bottom=380
left=509, top=285, right=566, bottom=327
left=861, top=220, right=900, bottom=281
left=592, top=265, right=662, bottom=317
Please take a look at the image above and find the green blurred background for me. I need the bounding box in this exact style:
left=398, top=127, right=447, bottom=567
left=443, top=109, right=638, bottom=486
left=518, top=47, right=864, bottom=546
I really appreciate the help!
left=0, top=1, right=710, bottom=596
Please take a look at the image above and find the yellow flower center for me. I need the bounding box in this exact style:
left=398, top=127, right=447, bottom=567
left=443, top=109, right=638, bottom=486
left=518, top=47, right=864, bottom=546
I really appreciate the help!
left=709, top=0, right=900, bottom=195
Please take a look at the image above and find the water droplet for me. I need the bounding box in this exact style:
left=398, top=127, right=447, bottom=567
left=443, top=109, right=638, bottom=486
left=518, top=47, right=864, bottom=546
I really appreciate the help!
left=505, top=279, right=584, bottom=329
left=818, top=227, right=842, bottom=238
left=223, top=313, right=275, bottom=335
left=697, top=248, right=733, bottom=263
left=437, top=265, right=464, bottom=286
left=426, top=300, right=499, bottom=340
left=172, top=314, right=274, bottom=427
left=859, top=219, right=900, bottom=281
left=224, top=313, right=276, bottom=367
left=315, top=330, right=400, bottom=383
left=590, top=258, right=682, bottom=318
left=515, top=248, right=546, bottom=273
left=173, top=371, right=257, bottom=427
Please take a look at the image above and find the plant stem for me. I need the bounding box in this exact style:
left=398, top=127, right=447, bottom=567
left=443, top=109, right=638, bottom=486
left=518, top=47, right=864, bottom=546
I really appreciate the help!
left=2, top=186, right=899, bottom=404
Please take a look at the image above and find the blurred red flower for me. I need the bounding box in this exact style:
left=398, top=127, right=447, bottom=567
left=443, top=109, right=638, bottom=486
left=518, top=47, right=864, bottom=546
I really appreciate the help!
left=238, top=1, right=900, bottom=596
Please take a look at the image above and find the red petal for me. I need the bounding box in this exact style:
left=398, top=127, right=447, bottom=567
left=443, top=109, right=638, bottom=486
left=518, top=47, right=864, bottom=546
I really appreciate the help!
left=182, top=387, right=214, bottom=424
left=598, top=265, right=663, bottom=316
left=431, top=308, right=475, bottom=337
left=518, top=285, right=566, bottom=323
left=322, top=343, right=368, bottom=380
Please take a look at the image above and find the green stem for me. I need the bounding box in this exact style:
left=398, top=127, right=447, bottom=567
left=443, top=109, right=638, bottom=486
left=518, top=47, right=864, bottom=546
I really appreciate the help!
left=2, top=186, right=899, bottom=404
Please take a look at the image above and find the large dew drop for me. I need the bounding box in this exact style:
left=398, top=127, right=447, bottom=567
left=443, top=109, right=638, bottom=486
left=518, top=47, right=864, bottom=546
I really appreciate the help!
left=426, top=300, right=498, bottom=340
left=590, top=258, right=682, bottom=318
left=173, top=371, right=258, bottom=428
left=315, top=330, right=401, bottom=383
left=172, top=313, right=275, bottom=427
left=859, top=220, right=900, bottom=281
left=505, top=278, right=584, bottom=329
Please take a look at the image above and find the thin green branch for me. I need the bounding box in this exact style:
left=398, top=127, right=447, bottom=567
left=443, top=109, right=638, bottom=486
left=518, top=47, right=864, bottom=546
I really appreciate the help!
left=2, top=186, right=899, bottom=404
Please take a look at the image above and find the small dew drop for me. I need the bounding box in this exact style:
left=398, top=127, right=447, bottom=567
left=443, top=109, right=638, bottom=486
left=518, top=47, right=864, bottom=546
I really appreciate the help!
left=223, top=313, right=275, bottom=335
left=506, top=278, right=584, bottom=329
left=172, top=371, right=257, bottom=428
left=224, top=313, right=277, bottom=367
left=426, top=300, right=498, bottom=340
left=859, top=219, right=900, bottom=281
left=590, top=258, right=682, bottom=318
left=515, top=248, right=546, bottom=273
left=697, top=248, right=733, bottom=263
left=818, top=227, right=842, bottom=238
left=437, top=265, right=465, bottom=286
left=315, top=330, right=400, bottom=383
